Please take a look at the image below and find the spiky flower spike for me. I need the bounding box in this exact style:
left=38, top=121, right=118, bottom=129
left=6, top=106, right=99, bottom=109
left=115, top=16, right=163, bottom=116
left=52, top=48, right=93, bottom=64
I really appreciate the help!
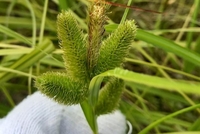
left=35, top=11, right=89, bottom=105
left=95, top=77, right=125, bottom=115
left=93, top=20, right=136, bottom=115
left=57, top=11, right=88, bottom=82
left=93, top=20, right=137, bottom=76
left=35, top=72, right=88, bottom=105
left=87, top=0, right=108, bottom=75
left=35, top=0, right=137, bottom=132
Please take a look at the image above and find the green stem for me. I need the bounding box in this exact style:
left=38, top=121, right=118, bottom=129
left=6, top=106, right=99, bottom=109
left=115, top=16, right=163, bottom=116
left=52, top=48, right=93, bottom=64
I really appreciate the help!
left=1, top=86, right=15, bottom=107
left=120, top=0, right=133, bottom=23
left=80, top=100, right=98, bottom=134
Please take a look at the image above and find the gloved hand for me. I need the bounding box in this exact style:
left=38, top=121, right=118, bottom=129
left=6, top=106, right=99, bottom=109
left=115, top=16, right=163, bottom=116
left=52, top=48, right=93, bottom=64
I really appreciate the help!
left=0, top=91, right=127, bottom=134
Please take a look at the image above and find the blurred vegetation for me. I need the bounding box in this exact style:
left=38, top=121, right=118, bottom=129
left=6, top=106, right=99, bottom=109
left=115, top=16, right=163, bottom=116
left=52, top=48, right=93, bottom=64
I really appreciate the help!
left=0, top=0, right=200, bottom=133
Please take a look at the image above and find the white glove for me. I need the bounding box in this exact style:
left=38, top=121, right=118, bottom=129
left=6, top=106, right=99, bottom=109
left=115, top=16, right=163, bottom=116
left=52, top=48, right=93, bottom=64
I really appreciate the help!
left=0, top=91, right=127, bottom=134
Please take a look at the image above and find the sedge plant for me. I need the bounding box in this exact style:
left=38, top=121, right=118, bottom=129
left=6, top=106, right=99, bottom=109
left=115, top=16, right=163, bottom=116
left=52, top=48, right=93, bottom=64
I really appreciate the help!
left=35, top=0, right=136, bottom=133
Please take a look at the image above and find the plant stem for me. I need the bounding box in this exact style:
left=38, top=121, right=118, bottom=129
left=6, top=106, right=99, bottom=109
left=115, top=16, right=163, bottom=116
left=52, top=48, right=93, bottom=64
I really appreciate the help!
left=80, top=100, right=98, bottom=134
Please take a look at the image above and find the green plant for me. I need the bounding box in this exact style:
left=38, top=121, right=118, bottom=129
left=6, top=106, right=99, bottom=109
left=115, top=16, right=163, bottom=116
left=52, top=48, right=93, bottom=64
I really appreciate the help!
left=1, top=0, right=200, bottom=134
left=35, top=1, right=136, bottom=133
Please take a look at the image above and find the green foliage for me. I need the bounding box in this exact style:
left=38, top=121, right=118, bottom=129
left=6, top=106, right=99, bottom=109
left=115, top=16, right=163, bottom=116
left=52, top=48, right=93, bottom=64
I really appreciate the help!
left=0, top=39, right=55, bottom=84
left=1, top=0, right=200, bottom=134
left=98, top=68, right=200, bottom=95
left=36, top=10, right=136, bottom=110
left=35, top=4, right=136, bottom=132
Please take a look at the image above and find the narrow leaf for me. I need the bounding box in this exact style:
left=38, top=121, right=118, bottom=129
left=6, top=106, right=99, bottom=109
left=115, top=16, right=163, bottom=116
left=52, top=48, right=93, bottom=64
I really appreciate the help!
left=136, top=29, right=200, bottom=66
left=98, top=68, right=200, bottom=94
left=0, top=24, right=32, bottom=45
left=0, top=39, right=55, bottom=84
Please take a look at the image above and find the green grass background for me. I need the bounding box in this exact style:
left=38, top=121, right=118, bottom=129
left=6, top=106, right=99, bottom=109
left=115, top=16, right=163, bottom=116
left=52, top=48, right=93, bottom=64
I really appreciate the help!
left=0, top=0, right=200, bottom=133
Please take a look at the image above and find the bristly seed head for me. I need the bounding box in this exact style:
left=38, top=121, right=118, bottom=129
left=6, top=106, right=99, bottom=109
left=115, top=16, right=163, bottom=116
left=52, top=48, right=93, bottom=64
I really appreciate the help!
left=87, top=0, right=109, bottom=78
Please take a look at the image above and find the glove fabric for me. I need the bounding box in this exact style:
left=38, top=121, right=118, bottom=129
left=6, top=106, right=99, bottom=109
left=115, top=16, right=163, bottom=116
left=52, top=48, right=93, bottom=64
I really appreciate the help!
left=0, top=92, right=127, bottom=134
